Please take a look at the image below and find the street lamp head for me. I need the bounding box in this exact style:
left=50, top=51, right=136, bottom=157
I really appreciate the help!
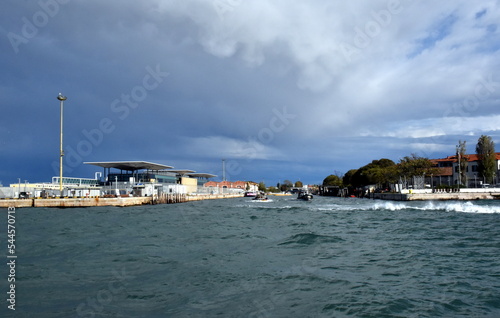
left=57, top=93, right=67, bottom=101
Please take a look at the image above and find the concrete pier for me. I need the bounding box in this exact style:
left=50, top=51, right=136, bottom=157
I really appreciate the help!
left=0, top=199, right=34, bottom=208
left=372, top=191, right=500, bottom=201
left=185, top=193, right=243, bottom=201
left=0, top=193, right=244, bottom=208
left=0, top=197, right=153, bottom=208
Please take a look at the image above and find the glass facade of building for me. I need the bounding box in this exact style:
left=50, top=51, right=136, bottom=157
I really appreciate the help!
left=107, top=173, right=178, bottom=184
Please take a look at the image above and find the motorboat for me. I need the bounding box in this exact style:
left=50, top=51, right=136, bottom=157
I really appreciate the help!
left=297, top=190, right=313, bottom=201
left=252, top=192, right=269, bottom=201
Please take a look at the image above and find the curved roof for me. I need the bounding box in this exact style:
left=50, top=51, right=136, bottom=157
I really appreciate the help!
left=187, top=173, right=217, bottom=179
left=167, top=169, right=196, bottom=176
left=84, top=161, right=173, bottom=171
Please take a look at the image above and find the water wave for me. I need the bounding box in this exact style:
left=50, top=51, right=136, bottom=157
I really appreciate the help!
left=317, top=201, right=500, bottom=214
left=279, top=232, right=344, bottom=246
left=236, top=204, right=304, bottom=211
left=424, top=201, right=500, bottom=214
left=12, top=199, right=500, bottom=317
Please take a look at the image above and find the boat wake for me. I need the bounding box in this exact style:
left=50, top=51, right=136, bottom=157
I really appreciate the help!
left=420, top=201, right=500, bottom=214
left=318, top=201, right=500, bottom=214
left=248, top=199, right=273, bottom=203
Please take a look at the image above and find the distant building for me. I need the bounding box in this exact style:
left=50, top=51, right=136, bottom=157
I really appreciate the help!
left=7, top=177, right=101, bottom=198
left=429, top=156, right=455, bottom=187
left=204, top=181, right=258, bottom=194
left=430, top=153, right=500, bottom=187
left=84, top=161, right=216, bottom=195
left=0, top=160, right=217, bottom=199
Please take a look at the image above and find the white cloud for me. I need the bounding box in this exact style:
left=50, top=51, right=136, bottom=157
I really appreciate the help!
left=361, top=114, right=500, bottom=139
left=181, top=135, right=285, bottom=160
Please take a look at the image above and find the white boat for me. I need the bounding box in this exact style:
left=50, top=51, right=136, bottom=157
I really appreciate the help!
left=252, top=192, right=269, bottom=201
left=297, top=190, right=313, bottom=201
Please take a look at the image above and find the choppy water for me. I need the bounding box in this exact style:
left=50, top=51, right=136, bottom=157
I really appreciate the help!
left=1, top=196, right=500, bottom=317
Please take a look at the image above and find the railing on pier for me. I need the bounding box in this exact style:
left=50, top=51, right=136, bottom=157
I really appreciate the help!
left=154, top=193, right=187, bottom=204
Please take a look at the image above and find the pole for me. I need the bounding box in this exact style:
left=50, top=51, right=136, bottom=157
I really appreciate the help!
left=222, top=159, right=226, bottom=182
left=60, top=98, right=63, bottom=193
left=57, top=93, right=67, bottom=195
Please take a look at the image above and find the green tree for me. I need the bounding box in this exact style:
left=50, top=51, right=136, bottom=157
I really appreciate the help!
left=295, top=180, right=303, bottom=188
left=398, top=154, right=437, bottom=178
left=342, top=169, right=357, bottom=187
left=267, top=186, right=278, bottom=193
left=476, top=135, right=496, bottom=183
left=456, top=140, right=469, bottom=186
left=258, top=182, right=266, bottom=192
left=280, top=180, right=293, bottom=191
left=323, top=175, right=342, bottom=187
left=351, top=159, right=397, bottom=188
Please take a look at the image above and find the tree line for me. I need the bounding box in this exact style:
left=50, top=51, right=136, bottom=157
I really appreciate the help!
left=254, top=180, right=305, bottom=193
left=323, top=135, right=497, bottom=188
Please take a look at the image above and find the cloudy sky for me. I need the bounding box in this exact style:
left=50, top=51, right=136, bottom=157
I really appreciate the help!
left=1, top=0, right=500, bottom=186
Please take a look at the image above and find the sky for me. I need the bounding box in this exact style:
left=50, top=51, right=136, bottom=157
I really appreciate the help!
left=1, top=0, right=500, bottom=186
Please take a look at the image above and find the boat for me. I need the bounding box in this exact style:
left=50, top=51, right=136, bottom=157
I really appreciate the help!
left=252, top=192, right=269, bottom=201
left=297, top=190, right=313, bottom=201
left=244, top=191, right=257, bottom=197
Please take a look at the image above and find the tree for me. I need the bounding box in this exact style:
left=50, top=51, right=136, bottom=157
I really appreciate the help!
left=476, top=135, right=496, bottom=184
left=295, top=180, right=303, bottom=188
left=342, top=169, right=357, bottom=187
left=258, top=182, right=266, bottom=192
left=398, top=154, right=437, bottom=178
left=267, top=186, right=278, bottom=193
left=456, top=140, right=469, bottom=186
left=350, top=159, right=397, bottom=188
left=280, top=180, right=293, bottom=191
left=323, top=175, right=342, bottom=187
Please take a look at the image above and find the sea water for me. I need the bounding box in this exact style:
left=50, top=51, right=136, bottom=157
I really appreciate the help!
left=1, top=196, right=500, bottom=317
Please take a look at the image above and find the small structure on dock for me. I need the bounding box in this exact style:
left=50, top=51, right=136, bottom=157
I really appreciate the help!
left=84, top=161, right=216, bottom=197
left=203, top=180, right=258, bottom=195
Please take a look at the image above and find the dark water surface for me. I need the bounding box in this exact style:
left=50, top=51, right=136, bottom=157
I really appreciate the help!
left=1, top=196, right=500, bottom=317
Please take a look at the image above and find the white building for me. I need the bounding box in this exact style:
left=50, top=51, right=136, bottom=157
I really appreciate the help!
left=452, top=152, right=500, bottom=188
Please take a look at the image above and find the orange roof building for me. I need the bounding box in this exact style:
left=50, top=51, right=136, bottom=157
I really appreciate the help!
left=430, top=153, right=500, bottom=186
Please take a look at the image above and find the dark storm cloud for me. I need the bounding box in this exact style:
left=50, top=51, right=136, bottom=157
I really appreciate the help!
left=1, top=0, right=500, bottom=185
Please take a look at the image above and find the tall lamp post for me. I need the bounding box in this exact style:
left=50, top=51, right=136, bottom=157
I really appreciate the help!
left=57, top=93, right=67, bottom=194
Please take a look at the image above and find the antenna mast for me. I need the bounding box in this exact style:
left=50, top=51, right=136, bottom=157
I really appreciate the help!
left=222, top=159, right=226, bottom=181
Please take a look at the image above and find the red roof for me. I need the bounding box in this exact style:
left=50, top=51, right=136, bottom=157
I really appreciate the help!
left=431, top=153, right=500, bottom=163
left=435, top=167, right=453, bottom=177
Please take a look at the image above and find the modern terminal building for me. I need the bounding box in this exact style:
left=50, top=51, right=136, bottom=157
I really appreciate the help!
left=83, top=161, right=216, bottom=196
left=0, top=161, right=217, bottom=199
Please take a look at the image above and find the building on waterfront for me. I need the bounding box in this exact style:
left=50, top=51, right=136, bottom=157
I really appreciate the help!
left=430, top=153, right=500, bottom=187
left=4, top=177, right=101, bottom=199
left=203, top=181, right=258, bottom=194
left=0, top=161, right=217, bottom=199
left=84, top=161, right=216, bottom=196
left=429, top=157, right=455, bottom=187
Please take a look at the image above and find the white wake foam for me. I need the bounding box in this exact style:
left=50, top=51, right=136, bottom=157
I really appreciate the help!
left=317, top=201, right=500, bottom=214
left=372, top=201, right=500, bottom=214
left=426, top=201, right=500, bottom=214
